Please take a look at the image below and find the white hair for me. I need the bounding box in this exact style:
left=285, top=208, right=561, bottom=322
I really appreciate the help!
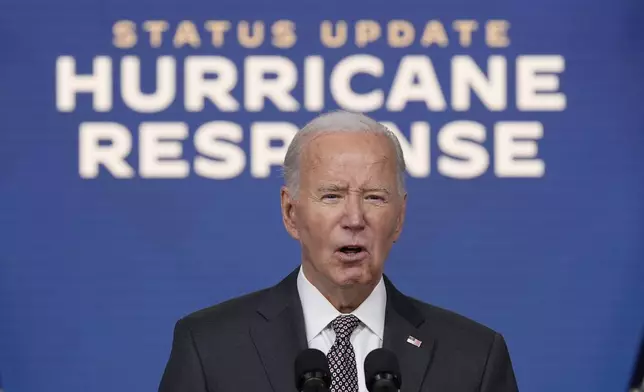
left=282, top=110, right=407, bottom=198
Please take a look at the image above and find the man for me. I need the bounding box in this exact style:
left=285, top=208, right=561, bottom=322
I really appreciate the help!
left=158, top=111, right=519, bottom=392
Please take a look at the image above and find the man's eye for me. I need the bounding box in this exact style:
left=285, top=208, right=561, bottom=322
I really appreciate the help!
left=366, top=195, right=385, bottom=201
left=322, top=194, right=341, bottom=200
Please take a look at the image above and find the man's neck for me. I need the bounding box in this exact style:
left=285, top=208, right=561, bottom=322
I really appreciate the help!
left=301, top=263, right=379, bottom=313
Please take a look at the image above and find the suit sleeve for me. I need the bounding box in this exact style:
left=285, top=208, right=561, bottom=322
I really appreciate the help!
left=158, top=318, right=210, bottom=392
left=479, top=333, right=519, bottom=392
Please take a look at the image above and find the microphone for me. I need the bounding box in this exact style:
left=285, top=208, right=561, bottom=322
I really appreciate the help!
left=364, top=348, right=402, bottom=392
left=294, top=348, right=331, bottom=392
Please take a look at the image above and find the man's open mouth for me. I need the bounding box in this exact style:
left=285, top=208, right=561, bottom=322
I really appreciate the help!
left=339, top=245, right=365, bottom=254
left=336, top=245, right=367, bottom=260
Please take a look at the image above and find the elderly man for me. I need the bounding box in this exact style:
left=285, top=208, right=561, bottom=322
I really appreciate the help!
left=158, top=111, right=519, bottom=392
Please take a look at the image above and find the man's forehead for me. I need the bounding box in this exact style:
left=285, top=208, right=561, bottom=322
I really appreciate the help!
left=300, top=158, right=395, bottom=191
left=302, top=133, right=394, bottom=163
left=310, top=129, right=388, bottom=145
left=305, top=150, right=392, bottom=168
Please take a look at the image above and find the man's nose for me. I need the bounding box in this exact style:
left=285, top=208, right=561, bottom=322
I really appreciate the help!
left=341, top=194, right=366, bottom=231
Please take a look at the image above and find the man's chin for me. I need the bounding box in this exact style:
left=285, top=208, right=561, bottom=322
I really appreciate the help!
left=331, top=266, right=372, bottom=287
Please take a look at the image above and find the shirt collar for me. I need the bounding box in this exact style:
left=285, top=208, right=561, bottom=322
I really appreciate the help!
left=297, top=266, right=387, bottom=343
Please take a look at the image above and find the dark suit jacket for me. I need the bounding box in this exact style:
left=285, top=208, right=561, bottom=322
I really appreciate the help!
left=158, top=268, right=519, bottom=392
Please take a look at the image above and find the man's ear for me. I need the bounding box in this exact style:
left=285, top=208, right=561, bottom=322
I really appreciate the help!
left=392, top=192, right=407, bottom=242
left=280, top=186, right=300, bottom=240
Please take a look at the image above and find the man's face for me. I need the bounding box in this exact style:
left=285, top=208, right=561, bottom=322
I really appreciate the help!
left=281, top=131, right=406, bottom=290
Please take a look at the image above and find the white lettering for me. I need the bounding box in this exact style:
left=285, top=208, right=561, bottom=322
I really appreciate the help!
left=381, top=122, right=430, bottom=177
left=437, top=121, right=489, bottom=179
left=194, top=121, right=245, bottom=179
left=304, top=56, right=325, bottom=111
left=330, top=54, right=384, bottom=112
left=245, top=56, right=299, bottom=112
left=387, top=55, right=446, bottom=111
left=79, top=122, right=134, bottom=178
left=250, top=122, right=298, bottom=177
left=121, top=56, right=176, bottom=113
left=452, top=55, right=506, bottom=111
left=185, top=56, right=239, bottom=111
left=56, top=56, right=112, bottom=112
left=517, top=55, right=566, bottom=111
left=140, top=123, right=189, bottom=178
left=495, top=122, right=544, bottom=177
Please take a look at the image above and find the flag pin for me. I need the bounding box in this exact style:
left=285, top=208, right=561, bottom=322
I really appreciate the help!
left=406, top=336, right=422, bottom=347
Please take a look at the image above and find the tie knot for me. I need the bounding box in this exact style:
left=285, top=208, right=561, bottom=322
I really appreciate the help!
left=331, top=314, right=360, bottom=340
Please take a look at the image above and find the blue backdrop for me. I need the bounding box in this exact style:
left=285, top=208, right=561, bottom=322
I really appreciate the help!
left=1, top=0, right=643, bottom=391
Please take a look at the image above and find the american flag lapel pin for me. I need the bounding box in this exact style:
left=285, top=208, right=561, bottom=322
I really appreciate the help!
left=406, top=335, right=422, bottom=347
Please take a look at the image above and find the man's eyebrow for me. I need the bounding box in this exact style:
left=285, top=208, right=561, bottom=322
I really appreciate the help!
left=362, top=187, right=391, bottom=194
left=316, top=185, right=391, bottom=194
left=317, top=184, right=347, bottom=192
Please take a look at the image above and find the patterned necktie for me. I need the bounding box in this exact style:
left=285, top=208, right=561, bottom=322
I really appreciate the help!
left=327, top=314, right=361, bottom=392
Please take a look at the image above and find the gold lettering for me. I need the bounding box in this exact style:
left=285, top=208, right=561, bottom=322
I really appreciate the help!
left=388, top=20, right=414, bottom=48
left=272, top=20, right=296, bottom=48
left=238, top=21, right=264, bottom=48
left=113, top=20, right=137, bottom=49
left=320, top=21, right=347, bottom=48
left=486, top=20, right=510, bottom=47
left=355, top=20, right=381, bottom=48
left=205, top=20, right=231, bottom=47
left=421, top=20, right=448, bottom=47
left=143, top=20, right=168, bottom=48
left=173, top=20, right=201, bottom=48
left=453, top=20, right=478, bottom=47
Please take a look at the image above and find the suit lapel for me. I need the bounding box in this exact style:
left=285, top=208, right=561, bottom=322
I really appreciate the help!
left=383, top=276, right=435, bottom=392
left=250, top=268, right=307, bottom=392
left=249, top=270, right=435, bottom=392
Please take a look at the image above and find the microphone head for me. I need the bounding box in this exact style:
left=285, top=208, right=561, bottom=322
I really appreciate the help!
left=364, top=348, right=402, bottom=391
left=294, top=348, right=331, bottom=392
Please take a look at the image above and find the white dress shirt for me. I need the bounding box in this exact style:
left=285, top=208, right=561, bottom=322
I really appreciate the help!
left=297, top=266, right=387, bottom=392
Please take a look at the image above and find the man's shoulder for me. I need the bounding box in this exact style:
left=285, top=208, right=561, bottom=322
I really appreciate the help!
left=175, top=287, right=271, bottom=333
left=412, top=296, right=495, bottom=333
left=172, top=268, right=300, bottom=337
left=404, top=294, right=500, bottom=352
